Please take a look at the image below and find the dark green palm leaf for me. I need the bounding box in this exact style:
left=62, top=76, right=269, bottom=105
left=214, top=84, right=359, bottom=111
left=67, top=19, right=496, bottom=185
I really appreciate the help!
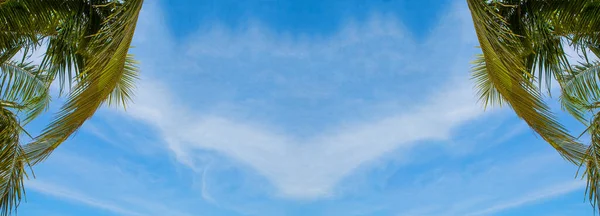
left=0, top=107, right=30, bottom=216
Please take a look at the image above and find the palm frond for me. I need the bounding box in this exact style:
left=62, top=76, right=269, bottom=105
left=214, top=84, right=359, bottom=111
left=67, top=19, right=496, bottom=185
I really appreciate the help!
left=0, top=0, right=144, bottom=214
left=0, top=61, right=46, bottom=102
left=471, top=54, right=505, bottom=107
left=107, top=54, right=138, bottom=108
left=562, top=62, right=600, bottom=103
left=25, top=0, right=144, bottom=164
left=558, top=62, right=600, bottom=126
left=0, top=0, right=63, bottom=56
left=581, top=112, right=600, bottom=211
left=467, top=0, right=587, bottom=163
left=0, top=106, right=30, bottom=216
left=532, top=0, right=600, bottom=57
left=559, top=94, right=589, bottom=124
left=469, top=0, right=600, bottom=211
left=0, top=60, right=50, bottom=123
left=496, top=0, right=571, bottom=93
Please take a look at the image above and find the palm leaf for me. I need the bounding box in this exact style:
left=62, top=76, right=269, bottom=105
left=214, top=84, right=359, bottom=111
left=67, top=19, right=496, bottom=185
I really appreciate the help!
left=25, top=0, right=143, bottom=164
left=472, top=54, right=506, bottom=108
left=562, top=62, right=600, bottom=104
left=0, top=60, right=50, bottom=124
left=0, top=1, right=143, bottom=214
left=467, top=0, right=587, bottom=163
left=107, top=54, right=138, bottom=108
left=0, top=107, right=30, bottom=216
left=581, top=113, right=600, bottom=211
left=468, top=0, right=600, bottom=211
left=558, top=61, right=600, bottom=210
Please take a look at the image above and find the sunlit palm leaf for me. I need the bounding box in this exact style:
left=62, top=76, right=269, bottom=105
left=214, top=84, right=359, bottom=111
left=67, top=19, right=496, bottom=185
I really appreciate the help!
left=468, top=0, right=600, bottom=211
left=0, top=1, right=143, bottom=214
left=467, top=0, right=586, bottom=163
left=472, top=54, right=506, bottom=107
left=107, top=54, right=138, bottom=108
left=25, top=0, right=143, bottom=164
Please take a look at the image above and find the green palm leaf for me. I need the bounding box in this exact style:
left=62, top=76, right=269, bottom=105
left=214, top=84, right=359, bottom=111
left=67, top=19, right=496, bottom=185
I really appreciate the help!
left=0, top=107, right=30, bottom=216
left=468, top=0, right=600, bottom=211
left=467, top=0, right=586, bottom=162
left=0, top=60, right=51, bottom=124
left=25, top=0, right=143, bottom=164
left=0, top=1, right=144, bottom=214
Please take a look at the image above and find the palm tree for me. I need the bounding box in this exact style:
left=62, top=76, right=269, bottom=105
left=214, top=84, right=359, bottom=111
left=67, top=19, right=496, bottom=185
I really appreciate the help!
left=0, top=0, right=143, bottom=215
left=467, top=0, right=600, bottom=211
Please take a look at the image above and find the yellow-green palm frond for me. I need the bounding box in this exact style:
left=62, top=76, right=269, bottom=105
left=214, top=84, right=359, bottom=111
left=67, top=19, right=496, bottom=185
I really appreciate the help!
left=25, top=0, right=143, bottom=164
left=468, top=0, right=600, bottom=211
left=107, top=54, right=138, bottom=108
left=472, top=54, right=506, bottom=107
left=0, top=0, right=146, bottom=214
left=467, top=0, right=587, bottom=163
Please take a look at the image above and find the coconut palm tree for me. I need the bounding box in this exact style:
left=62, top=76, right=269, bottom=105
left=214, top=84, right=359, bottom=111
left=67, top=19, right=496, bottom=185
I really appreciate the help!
left=467, top=0, right=600, bottom=211
left=0, top=0, right=143, bottom=215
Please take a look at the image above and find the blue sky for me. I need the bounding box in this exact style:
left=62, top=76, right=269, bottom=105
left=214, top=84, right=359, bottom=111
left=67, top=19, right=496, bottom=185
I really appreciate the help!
left=18, top=0, right=595, bottom=215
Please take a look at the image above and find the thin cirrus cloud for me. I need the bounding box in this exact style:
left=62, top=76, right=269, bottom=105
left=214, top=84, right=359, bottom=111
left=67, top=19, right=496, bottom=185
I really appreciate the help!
left=26, top=181, right=145, bottom=216
left=24, top=150, right=198, bottom=216
left=123, top=0, right=485, bottom=200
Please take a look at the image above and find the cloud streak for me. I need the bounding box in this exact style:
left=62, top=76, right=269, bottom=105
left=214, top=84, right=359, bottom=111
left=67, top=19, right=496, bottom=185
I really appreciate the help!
left=25, top=150, right=197, bottom=216
left=126, top=77, right=482, bottom=199
left=27, top=181, right=144, bottom=216
left=467, top=180, right=585, bottom=216
left=119, top=0, right=488, bottom=200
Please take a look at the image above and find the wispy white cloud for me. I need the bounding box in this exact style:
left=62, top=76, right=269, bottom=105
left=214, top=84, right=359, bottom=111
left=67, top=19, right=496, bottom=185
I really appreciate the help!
left=126, top=77, right=482, bottom=199
left=200, top=161, right=217, bottom=204
left=118, top=0, right=489, bottom=200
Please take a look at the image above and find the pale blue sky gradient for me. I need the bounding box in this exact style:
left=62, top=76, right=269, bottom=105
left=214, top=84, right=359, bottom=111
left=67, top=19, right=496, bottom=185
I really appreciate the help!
left=19, top=0, right=593, bottom=215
